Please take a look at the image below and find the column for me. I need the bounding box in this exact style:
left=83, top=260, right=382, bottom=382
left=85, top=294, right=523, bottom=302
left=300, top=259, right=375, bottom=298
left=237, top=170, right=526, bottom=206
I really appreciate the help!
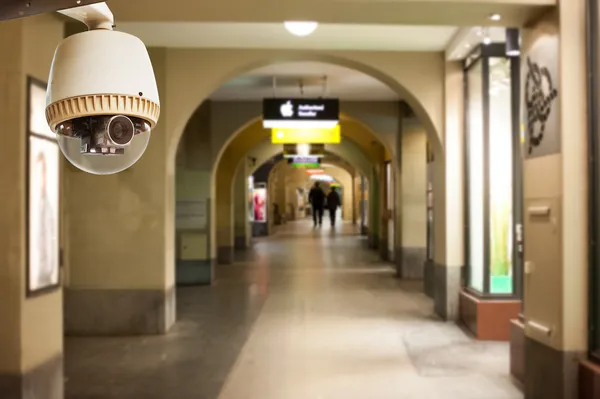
left=64, top=47, right=176, bottom=335
left=521, top=3, right=588, bottom=398
left=233, top=161, right=250, bottom=249
left=368, top=167, right=380, bottom=249
left=215, top=154, right=235, bottom=264
left=0, top=15, right=64, bottom=398
left=432, top=60, right=465, bottom=321
left=397, top=118, right=428, bottom=279
left=174, top=101, right=213, bottom=285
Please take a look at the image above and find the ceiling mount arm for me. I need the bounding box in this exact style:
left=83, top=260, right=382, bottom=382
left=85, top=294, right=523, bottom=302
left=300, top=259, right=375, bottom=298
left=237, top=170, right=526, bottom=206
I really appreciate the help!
left=321, top=75, right=328, bottom=98
left=59, top=1, right=114, bottom=30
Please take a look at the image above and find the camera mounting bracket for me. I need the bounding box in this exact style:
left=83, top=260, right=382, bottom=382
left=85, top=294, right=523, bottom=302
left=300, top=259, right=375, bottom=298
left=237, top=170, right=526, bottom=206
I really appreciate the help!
left=58, top=2, right=114, bottom=31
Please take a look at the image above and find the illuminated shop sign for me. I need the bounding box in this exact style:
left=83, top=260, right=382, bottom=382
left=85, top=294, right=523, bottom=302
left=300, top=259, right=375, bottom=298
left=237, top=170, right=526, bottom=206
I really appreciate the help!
left=282, top=143, right=325, bottom=158
left=271, top=125, right=341, bottom=144
left=288, top=156, right=321, bottom=168
left=263, top=98, right=339, bottom=129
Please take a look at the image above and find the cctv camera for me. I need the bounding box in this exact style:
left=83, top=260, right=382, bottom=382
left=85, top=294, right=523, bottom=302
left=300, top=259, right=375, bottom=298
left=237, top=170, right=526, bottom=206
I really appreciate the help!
left=45, top=6, right=160, bottom=175
left=56, top=115, right=150, bottom=155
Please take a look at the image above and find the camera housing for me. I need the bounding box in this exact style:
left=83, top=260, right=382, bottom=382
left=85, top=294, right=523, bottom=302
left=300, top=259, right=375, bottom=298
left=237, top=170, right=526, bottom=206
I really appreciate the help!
left=45, top=12, right=160, bottom=175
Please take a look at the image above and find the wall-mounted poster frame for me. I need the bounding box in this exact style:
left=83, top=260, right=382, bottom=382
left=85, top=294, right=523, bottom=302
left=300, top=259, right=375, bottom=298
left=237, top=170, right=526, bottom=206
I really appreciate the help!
left=26, top=76, right=61, bottom=297
left=253, top=182, right=268, bottom=223
left=463, top=43, right=523, bottom=300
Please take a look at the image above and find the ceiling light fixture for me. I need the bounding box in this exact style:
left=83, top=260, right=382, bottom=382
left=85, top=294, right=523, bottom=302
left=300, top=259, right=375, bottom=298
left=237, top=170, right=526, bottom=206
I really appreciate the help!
left=284, top=21, right=318, bottom=37
left=489, top=13, right=501, bottom=21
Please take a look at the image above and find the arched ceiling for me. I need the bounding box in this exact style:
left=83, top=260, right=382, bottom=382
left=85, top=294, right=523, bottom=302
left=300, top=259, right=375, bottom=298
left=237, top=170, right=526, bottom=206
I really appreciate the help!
left=218, top=113, right=388, bottom=182
left=246, top=139, right=363, bottom=177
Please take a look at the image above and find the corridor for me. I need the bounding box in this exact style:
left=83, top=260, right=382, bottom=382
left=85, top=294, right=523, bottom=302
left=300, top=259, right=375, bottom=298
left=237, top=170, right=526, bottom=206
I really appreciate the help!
left=64, top=221, right=522, bottom=399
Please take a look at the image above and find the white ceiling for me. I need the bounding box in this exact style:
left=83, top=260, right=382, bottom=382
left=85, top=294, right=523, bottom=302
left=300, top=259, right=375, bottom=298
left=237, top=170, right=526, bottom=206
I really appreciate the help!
left=116, top=22, right=458, bottom=51
left=209, top=61, right=400, bottom=101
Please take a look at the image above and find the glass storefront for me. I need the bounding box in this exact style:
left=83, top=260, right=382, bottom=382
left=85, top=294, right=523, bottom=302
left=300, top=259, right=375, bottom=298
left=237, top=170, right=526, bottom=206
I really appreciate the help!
left=467, top=58, right=485, bottom=292
left=488, top=57, right=514, bottom=294
left=464, top=43, right=521, bottom=297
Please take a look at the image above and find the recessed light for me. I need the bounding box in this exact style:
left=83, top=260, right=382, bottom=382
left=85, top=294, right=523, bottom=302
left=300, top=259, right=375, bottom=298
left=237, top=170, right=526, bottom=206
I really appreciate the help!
left=490, top=13, right=501, bottom=21
left=483, top=37, right=492, bottom=45
left=284, top=21, right=318, bottom=37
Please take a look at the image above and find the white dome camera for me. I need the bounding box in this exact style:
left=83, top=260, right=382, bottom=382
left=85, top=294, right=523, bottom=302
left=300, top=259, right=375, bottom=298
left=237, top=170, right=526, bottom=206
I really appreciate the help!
left=45, top=3, right=160, bottom=175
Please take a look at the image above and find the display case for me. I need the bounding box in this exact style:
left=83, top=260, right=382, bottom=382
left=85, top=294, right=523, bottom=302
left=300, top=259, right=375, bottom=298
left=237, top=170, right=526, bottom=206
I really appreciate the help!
left=461, top=42, right=523, bottom=341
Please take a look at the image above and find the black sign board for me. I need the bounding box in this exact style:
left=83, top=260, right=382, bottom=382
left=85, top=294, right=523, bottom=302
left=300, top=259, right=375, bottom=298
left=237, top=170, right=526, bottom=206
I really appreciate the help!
left=287, top=156, right=321, bottom=165
left=263, top=98, right=339, bottom=124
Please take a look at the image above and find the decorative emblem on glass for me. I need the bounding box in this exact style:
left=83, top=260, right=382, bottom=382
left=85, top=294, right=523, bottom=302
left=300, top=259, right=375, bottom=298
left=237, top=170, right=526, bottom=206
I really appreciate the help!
left=524, top=57, right=558, bottom=154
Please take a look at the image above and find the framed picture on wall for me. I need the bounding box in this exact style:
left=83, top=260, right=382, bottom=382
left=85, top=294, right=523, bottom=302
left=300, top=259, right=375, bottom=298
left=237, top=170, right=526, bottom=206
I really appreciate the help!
left=26, top=76, right=61, bottom=296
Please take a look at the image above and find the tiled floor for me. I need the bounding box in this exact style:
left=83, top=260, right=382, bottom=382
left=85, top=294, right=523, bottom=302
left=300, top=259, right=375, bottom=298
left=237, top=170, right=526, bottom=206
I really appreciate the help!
left=65, top=220, right=522, bottom=399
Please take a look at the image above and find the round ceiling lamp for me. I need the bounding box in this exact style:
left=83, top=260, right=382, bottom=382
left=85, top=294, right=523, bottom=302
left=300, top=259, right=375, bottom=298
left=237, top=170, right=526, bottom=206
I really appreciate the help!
left=284, top=21, right=318, bottom=37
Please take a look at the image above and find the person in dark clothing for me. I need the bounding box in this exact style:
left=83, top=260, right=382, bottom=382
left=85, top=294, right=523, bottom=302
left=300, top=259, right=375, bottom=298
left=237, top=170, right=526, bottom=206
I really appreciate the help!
left=308, top=182, right=325, bottom=227
left=326, top=187, right=341, bottom=226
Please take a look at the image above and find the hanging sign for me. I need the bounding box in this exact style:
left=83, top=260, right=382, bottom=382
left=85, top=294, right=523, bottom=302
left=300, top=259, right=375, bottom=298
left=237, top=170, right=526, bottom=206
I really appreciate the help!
left=288, top=156, right=321, bottom=168
left=283, top=143, right=325, bottom=158
left=263, top=98, right=339, bottom=128
left=271, top=125, right=341, bottom=144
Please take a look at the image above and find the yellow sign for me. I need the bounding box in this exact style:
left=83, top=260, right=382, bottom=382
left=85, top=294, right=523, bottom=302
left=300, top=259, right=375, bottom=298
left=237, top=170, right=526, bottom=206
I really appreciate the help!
left=271, top=126, right=341, bottom=144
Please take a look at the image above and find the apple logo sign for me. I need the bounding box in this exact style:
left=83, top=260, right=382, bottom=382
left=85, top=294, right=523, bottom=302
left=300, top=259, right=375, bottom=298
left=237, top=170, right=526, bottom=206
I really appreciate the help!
left=280, top=101, right=294, bottom=118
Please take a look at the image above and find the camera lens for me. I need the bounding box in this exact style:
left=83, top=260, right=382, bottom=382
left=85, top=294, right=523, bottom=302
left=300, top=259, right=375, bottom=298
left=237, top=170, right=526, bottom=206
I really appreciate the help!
left=107, top=115, right=135, bottom=146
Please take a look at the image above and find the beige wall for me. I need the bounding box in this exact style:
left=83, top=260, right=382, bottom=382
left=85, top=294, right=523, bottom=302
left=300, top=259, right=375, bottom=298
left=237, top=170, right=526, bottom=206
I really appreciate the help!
left=65, top=48, right=173, bottom=291
left=0, top=14, right=64, bottom=374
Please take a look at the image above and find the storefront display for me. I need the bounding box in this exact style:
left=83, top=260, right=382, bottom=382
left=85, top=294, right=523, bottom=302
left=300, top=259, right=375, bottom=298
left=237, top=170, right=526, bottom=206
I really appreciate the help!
left=464, top=43, right=521, bottom=297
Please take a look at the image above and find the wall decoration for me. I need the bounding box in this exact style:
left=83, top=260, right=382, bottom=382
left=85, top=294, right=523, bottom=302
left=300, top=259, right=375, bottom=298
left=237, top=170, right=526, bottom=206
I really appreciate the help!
left=27, top=77, right=60, bottom=296
left=176, top=200, right=207, bottom=230
left=522, top=35, right=560, bottom=158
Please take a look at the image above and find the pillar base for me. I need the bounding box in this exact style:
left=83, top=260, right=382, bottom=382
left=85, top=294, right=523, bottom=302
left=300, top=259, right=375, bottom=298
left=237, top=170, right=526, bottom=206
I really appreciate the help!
left=379, top=239, right=388, bottom=260
left=458, top=290, right=520, bottom=341
left=368, top=233, right=379, bottom=250
left=252, top=222, right=268, bottom=237
left=510, top=317, right=525, bottom=384
left=396, top=246, right=426, bottom=279
left=525, top=337, right=583, bottom=399
left=0, top=354, right=63, bottom=399
left=423, top=259, right=435, bottom=297
left=234, top=235, right=249, bottom=250
left=176, top=259, right=213, bottom=285
left=579, top=359, right=600, bottom=398
left=433, top=263, right=462, bottom=321
left=65, top=287, right=176, bottom=335
left=217, top=246, right=234, bottom=264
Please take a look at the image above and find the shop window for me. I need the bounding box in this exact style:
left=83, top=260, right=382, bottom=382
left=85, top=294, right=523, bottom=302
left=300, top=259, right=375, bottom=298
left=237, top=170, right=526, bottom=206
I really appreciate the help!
left=464, top=44, right=522, bottom=297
